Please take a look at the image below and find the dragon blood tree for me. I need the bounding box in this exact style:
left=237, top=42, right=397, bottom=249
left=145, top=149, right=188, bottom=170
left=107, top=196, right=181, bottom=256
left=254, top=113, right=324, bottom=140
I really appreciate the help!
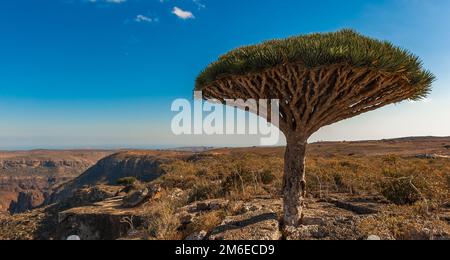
left=195, top=30, right=434, bottom=226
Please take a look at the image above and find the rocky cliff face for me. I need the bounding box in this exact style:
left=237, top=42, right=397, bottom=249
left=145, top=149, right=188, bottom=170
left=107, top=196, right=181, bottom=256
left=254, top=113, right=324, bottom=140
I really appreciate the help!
left=46, top=151, right=188, bottom=205
left=0, top=172, right=72, bottom=214
left=0, top=160, right=90, bottom=169
left=8, top=191, right=46, bottom=214
left=0, top=151, right=113, bottom=214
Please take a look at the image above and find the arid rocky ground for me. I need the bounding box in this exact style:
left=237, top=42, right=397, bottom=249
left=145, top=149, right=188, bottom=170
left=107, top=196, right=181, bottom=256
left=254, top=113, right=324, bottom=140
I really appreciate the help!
left=0, top=137, right=449, bottom=240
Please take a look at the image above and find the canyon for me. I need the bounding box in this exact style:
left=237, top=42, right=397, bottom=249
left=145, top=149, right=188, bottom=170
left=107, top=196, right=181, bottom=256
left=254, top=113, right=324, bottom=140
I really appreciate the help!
left=0, top=150, right=114, bottom=214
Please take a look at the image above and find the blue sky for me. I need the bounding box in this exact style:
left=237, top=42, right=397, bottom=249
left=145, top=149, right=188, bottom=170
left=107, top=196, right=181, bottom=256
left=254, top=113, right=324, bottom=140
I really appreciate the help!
left=0, top=0, right=449, bottom=149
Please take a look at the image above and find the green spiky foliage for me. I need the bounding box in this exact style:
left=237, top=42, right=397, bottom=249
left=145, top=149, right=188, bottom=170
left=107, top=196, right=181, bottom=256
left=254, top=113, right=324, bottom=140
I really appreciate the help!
left=196, top=29, right=434, bottom=100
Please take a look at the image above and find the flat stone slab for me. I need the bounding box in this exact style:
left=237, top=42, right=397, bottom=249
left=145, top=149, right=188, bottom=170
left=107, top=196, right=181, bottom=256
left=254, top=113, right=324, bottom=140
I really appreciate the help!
left=323, top=194, right=388, bottom=215
left=209, top=211, right=282, bottom=240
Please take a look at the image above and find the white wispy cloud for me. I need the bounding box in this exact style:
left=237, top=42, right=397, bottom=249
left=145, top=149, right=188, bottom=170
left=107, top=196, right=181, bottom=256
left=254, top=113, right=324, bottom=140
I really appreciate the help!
left=84, top=0, right=202, bottom=23
left=172, top=7, right=195, bottom=20
left=134, top=14, right=156, bottom=23
left=193, top=0, right=206, bottom=9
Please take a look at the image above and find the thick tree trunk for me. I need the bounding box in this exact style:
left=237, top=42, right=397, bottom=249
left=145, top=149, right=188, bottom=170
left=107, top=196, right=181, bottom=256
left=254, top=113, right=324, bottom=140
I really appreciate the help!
left=283, top=136, right=307, bottom=226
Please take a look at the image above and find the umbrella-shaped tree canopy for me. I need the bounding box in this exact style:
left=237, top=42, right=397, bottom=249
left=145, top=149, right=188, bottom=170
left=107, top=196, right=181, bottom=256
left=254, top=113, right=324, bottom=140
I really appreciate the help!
left=196, top=29, right=434, bottom=136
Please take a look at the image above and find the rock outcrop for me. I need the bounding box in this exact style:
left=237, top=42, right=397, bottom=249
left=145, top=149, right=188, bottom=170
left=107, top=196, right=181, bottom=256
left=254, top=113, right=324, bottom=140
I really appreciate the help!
left=47, top=151, right=188, bottom=205
left=122, top=185, right=162, bottom=208
left=56, top=197, right=147, bottom=240
left=8, top=191, right=46, bottom=214
left=0, top=176, right=50, bottom=213
left=55, top=184, right=162, bottom=240
left=0, top=159, right=91, bottom=169
left=60, top=185, right=122, bottom=208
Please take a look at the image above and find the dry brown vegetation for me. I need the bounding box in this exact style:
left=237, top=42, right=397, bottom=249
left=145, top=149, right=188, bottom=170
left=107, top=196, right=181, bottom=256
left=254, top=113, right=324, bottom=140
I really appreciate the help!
left=154, top=152, right=449, bottom=207
left=140, top=143, right=449, bottom=240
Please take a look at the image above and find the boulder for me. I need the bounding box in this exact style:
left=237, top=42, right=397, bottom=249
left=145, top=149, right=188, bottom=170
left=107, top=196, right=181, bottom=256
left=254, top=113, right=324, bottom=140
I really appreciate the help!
left=61, top=185, right=121, bottom=208
left=186, top=230, right=207, bottom=241
left=178, top=199, right=229, bottom=214
left=415, top=154, right=437, bottom=159
left=196, top=199, right=229, bottom=212
left=121, top=185, right=161, bottom=208
left=122, top=188, right=149, bottom=208
left=367, top=235, right=381, bottom=240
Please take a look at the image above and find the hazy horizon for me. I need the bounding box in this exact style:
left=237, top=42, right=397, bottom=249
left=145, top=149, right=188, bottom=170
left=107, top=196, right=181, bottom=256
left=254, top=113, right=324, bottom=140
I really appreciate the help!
left=1, top=135, right=450, bottom=151
left=1, top=0, right=449, bottom=150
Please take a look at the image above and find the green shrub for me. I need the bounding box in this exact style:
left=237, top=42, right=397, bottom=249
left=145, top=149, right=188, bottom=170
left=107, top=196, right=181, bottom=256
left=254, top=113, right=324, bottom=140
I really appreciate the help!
left=188, top=184, right=216, bottom=203
left=259, top=170, right=276, bottom=185
left=222, top=167, right=253, bottom=195
left=339, top=161, right=352, bottom=167
left=117, top=177, right=138, bottom=186
left=195, top=169, right=209, bottom=177
left=379, top=178, right=422, bottom=205
left=333, top=173, right=348, bottom=191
